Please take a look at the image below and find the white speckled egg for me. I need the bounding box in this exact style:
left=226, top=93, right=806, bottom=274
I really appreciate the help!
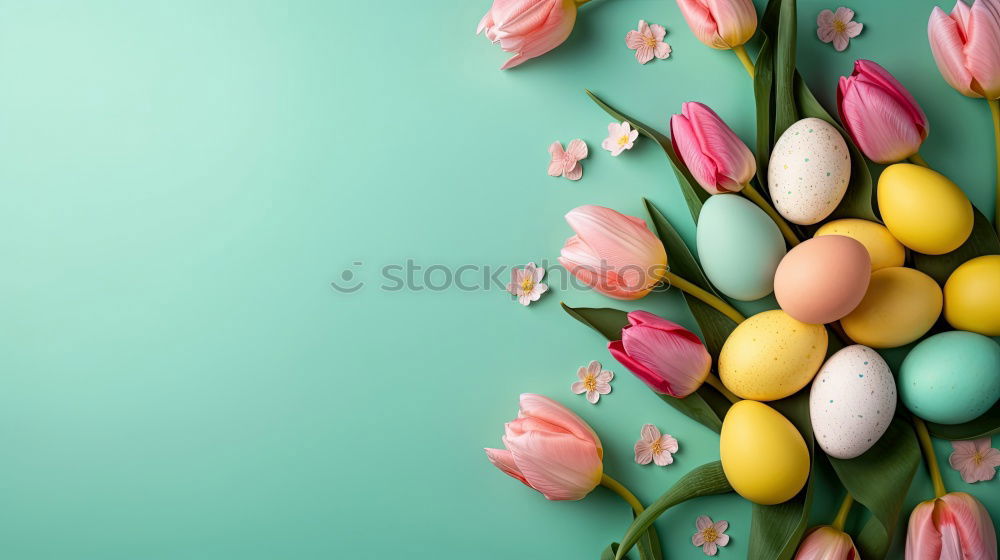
left=768, top=118, right=851, bottom=225
left=809, top=345, right=896, bottom=459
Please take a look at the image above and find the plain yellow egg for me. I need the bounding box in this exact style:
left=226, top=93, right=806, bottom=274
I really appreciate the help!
left=877, top=164, right=973, bottom=255
left=814, top=219, right=905, bottom=271
left=944, top=255, right=1000, bottom=336
left=840, top=267, right=942, bottom=348
left=720, top=400, right=810, bottom=505
left=719, top=310, right=828, bottom=401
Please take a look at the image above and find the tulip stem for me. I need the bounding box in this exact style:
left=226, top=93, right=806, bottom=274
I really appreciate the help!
left=831, top=493, right=854, bottom=531
left=742, top=183, right=801, bottom=246
left=908, top=153, right=930, bottom=168
left=733, top=45, right=755, bottom=79
left=913, top=416, right=947, bottom=499
left=989, top=98, right=1000, bottom=235
left=704, top=373, right=740, bottom=404
left=663, top=271, right=747, bottom=324
left=600, top=473, right=644, bottom=516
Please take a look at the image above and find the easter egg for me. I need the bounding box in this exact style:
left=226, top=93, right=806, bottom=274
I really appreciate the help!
left=767, top=118, right=851, bottom=225
left=720, top=310, right=828, bottom=400
left=877, top=164, right=973, bottom=255
left=809, top=345, right=896, bottom=459
left=814, top=219, right=906, bottom=271
left=720, top=400, right=810, bottom=505
left=840, top=267, right=942, bottom=348
left=697, top=194, right=786, bottom=301
left=899, top=331, right=1000, bottom=424
left=944, top=255, right=1000, bottom=336
left=774, top=235, right=871, bottom=324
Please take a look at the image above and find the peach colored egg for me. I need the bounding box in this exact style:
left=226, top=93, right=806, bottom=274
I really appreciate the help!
left=774, top=235, right=871, bottom=324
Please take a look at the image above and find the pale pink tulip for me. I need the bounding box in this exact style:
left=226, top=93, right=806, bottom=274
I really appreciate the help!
left=676, top=0, right=758, bottom=50
left=671, top=101, right=756, bottom=194
left=794, top=526, right=859, bottom=560
left=477, top=0, right=578, bottom=70
left=559, top=206, right=668, bottom=300
left=484, top=393, right=603, bottom=500
left=838, top=59, right=930, bottom=164
left=607, top=310, right=712, bottom=397
left=905, top=492, right=998, bottom=559
left=929, top=0, right=1000, bottom=99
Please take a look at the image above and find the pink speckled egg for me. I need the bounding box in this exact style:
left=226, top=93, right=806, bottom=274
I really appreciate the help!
left=774, top=235, right=871, bottom=324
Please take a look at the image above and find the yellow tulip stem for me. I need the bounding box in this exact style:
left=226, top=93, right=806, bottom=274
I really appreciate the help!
left=989, top=98, right=1000, bottom=235
left=913, top=416, right=947, bottom=499
left=831, top=493, right=854, bottom=531
left=733, top=45, right=755, bottom=79
left=600, top=473, right=644, bottom=515
left=663, top=271, right=747, bottom=325
left=704, top=373, right=740, bottom=404
left=742, top=183, right=801, bottom=246
left=908, top=152, right=930, bottom=168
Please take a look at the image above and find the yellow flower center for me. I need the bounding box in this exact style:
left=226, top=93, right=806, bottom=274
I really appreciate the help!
left=651, top=440, right=663, bottom=455
left=617, top=134, right=630, bottom=147
left=520, top=277, right=535, bottom=293
left=702, top=527, right=718, bottom=542
left=583, top=374, right=598, bottom=391
left=833, top=20, right=847, bottom=33
left=972, top=451, right=985, bottom=465
left=643, top=35, right=658, bottom=48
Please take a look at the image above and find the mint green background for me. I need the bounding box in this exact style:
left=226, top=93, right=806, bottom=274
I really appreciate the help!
left=0, top=1, right=996, bottom=558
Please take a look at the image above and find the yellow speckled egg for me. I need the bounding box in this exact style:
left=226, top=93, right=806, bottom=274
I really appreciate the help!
left=944, top=255, right=1000, bottom=336
left=877, top=164, right=973, bottom=255
left=840, top=267, right=942, bottom=348
left=719, top=310, right=828, bottom=400
left=814, top=219, right=905, bottom=271
left=720, top=400, right=810, bottom=505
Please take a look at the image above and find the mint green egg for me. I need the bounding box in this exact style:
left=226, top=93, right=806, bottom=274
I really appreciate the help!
left=899, top=331, right=1000, bottom=424
left=696, top=194, right=787, bottom=301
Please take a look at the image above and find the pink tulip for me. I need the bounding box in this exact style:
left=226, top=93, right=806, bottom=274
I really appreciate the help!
left=671, top=101, right=756, bottom=194
left=607, top=311, right=712, bottom=397
left=559, top=206, right=668, bottom=300
left=905, top=492, right=998, bottom=559
left=838, top=59, right=930, bottom=164
left=484, top=393, right=603, bottom=501
left=929, top=0, right=1000, bottom=99
left=794, top=527, right=859, bottom=560
left=477, top=0, right=578, bottom=70
left=676, top=0, right=758, bottom=49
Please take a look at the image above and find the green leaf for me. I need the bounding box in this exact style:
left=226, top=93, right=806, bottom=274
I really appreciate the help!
left=614, top=462, right=733, bottom=560
left=601, top=543, right=630, bottom=560
left=559, top=303, right=728, bottom=432
left=829, top=419, right=921, bottom=559
left=912, top=206, right=1000, bottom=284
left=635, top=515, right=662, bottom=560
left=754, top=32, right=775, bottom=189
left=585, top=90, right=707, bottom=223
left=773, top=0, right=798, bottom=137
left=926, top=400, right=1000, bottom=440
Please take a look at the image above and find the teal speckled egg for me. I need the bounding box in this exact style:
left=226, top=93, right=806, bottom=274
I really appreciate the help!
left=899, top=331, right=1000, bottom=425
left=696, top=194, right=787, bottom=301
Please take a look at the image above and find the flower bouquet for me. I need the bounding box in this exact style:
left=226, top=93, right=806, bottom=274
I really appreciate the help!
left=479, top=0, right=1000, bottom=558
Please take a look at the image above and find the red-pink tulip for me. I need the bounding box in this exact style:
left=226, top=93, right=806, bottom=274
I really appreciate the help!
left=671, top=101, right=756, bottom=194
left=794, top=527, right=859, bottom=560
left=676, top=0, right=758, bottom=49
left=929, top=0, right=1000, bottom=99
left=608, top=311, right=712, bottom=397
left=484, top=394, right=603, bottom=501
left=905, top=492, right=998, bottom=559
left=559, top=205, right=668, bottom=300
left=476, top=0, right=577, bottom=70
left=838, top=59, right=930, bottom=164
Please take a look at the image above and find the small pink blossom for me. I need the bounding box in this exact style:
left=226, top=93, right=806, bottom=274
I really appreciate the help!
left=506, top=262, right=548, bottom=306
left=817, top=7, right=863, bottom=52
left=626, top=20, right=671, bottom=64
left=571, top=360, right=614, bottom=404
left=692, top=516, right=730, bottom=556
left=634, top=424, right=679, bottom=466
left=948, top=437, right=1000, bottom=484
left=602, top=121, right=639, bottom=156
left=548, top=139, right=588, bottom=180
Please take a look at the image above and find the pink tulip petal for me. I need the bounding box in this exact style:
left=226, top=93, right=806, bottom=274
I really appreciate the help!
left=640, top=424, right=660, bottom=442
left=517, top=393, right=601, bottom=447
left=966, top=0, right=1000, bottom=98
left=620, top=324, right=712, bottom=397
left=677, top=0, right=723, bottom=48
left=929, top=6, right=980, bottom=97
left=609, top=340, right=674, bottom=394
left=485, top=447, right=530, bottom=486
left=504, top=429, right=602, bottom=501
left=635, top=440, right=654, bottom=464
left=939, top=492, right=998, bottom=557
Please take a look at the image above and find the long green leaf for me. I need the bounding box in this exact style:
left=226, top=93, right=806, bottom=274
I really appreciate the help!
left=601, top=542, right=630, bottom=560
left=773, top=0, right=797, bottom=137
left=912, top=206, right=1000, bottom=284
left=829, top=419, right=921, bottom=559
left=754, top=0, right=779, bottom=190
left=615, top=462, right=733, bottom=560
left=586, top=90, right=707, bottom=223
left=635, top=514, right=662, bottom=560
left=560, top=303, right=728, bottom=432
left=927, top=400, right=1000, bottom=440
